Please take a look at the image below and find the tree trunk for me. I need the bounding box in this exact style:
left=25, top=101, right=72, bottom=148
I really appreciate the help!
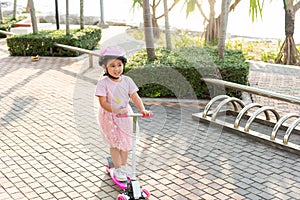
left=151, top=2, right=160, bottom=39
left=0, top=3, right=3, bottom=24
left=152, top=18, right=160, bottom=39
left=13, top=0, right=17, bottom=20
left=150, top=0, right=179, bottom=39
left=26, top=0, right=30, bottom=13
left=143, top=0, right=156, bottom=60
left=205, top=0, right=218, bottom=45
left=80, top=0, right=84, bottom=29
left=275, top=0, right=300, bottom=65
left=218, top=0, right=231, bottom=58
left=28, top=0, right=38, bottom=34
left=195, top=0, right=240, bottom=46
left=163, top=0, right=172, bottom=50
left=66, top=0, right=70, bottom=35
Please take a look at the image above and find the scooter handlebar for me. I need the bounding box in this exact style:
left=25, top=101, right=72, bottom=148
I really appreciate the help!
left=116, top=113, right=154, bottom=118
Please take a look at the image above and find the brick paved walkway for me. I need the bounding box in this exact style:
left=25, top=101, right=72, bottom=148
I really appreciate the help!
left=0, top=27, right=300, bottom=200
left=249, top=61, right=300, bottom=118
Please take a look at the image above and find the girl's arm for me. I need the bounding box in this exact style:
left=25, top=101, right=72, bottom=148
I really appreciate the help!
left=98, top=96, right=114, bottom=113
left=131, top=92, right=151, bottom=116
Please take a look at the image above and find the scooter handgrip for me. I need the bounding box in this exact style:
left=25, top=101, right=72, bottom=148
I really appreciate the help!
left=142, top=113, right=154, bottom=118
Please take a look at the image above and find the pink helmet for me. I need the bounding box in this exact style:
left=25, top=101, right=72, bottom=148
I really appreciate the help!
left=99, top=45, right=127, bottom=66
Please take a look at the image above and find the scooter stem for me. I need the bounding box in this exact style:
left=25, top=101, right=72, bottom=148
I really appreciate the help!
left=132, top=116, right=138, bottom=180
left=116, top=113, right=153, bottom=180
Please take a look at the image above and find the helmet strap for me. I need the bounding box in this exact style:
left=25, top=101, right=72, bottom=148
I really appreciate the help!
left=104, top=67, right=121, bottom=80
left=107, top=72, right=120, bottom=80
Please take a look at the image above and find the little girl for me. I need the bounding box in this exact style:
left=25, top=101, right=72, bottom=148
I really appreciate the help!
left=95, top=45, right=151, bottom=181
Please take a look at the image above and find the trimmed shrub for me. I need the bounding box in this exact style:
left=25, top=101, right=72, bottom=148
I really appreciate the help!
left=125, top=47, right=249, bottom=99
left=6, top=26, right=101, bottom=56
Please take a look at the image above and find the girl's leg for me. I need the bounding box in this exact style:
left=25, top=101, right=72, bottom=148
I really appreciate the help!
left=120, top=150, right=128, bottom=166
left=110, top=147, right=121, bottom=168
left=110, top=148, right=127, bottom=181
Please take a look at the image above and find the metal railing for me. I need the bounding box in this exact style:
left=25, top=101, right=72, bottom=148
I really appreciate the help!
left=203, top=78, right=300, bottom=105
left=193, top=79, right=300, bottom=154
left=0, top=30, right=14, bottom=37
left=54, top=43, right=100, bottom=67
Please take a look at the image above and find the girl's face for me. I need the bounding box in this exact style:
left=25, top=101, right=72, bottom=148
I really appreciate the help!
left=105, top=58, right=124, bottom=80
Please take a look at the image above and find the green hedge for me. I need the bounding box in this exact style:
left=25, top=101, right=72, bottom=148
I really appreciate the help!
left=6, top=26, right=101, bottom=56
left=125, top=47, right=249, bottom=99
left=0, top=16, right=26, bottom=38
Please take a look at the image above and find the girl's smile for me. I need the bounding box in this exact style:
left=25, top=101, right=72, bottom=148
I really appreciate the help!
left=106, top=59, right=124, bottom=80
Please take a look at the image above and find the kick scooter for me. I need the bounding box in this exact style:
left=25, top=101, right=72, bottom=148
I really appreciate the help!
left=106, top=113, right=153, bottom=200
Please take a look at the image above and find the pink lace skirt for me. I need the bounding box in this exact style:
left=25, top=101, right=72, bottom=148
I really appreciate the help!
left=98, top=107, right=133, bottom=151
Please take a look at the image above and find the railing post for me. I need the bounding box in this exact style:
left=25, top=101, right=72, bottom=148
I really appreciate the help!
left=89, top=54, right=93, bottom=68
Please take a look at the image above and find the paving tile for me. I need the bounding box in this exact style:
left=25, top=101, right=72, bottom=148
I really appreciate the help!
left=200, top=193, right=215, bottom=199
left=215, top=192, right=231, bottom=199
left=230, top=192, right=246, bottom=200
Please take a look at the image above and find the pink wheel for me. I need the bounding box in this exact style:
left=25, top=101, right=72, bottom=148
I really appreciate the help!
left=142, top=188, right=151, bottom=198
left=117, top=194, right=127, bottom=200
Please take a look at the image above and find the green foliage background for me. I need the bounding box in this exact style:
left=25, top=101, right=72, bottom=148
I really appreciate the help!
left=125, top=47, right=249, bottom=99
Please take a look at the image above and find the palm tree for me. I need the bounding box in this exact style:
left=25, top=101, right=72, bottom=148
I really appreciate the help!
left=163, top=0, right=172, bottom=50
left=143, top=0, right=156, bottom=60
left=28, top=0, right=38, bottom=34
left=80, top=0, right=84, bottom=29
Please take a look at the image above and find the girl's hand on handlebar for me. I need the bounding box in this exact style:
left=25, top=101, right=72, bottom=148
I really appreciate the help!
left=141, top=110, right=152, bottom=117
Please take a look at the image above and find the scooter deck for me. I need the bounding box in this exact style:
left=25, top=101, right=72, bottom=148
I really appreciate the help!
left=106, top=165, right=129, bottom=190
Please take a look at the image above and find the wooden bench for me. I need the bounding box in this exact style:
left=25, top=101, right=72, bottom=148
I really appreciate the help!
left=54, top=43, right=100, bottom=67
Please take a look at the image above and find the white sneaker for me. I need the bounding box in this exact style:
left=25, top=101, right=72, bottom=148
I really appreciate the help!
left=114, top=168, right=127, bottom=182
left=120, top=165, right=132, bottom=177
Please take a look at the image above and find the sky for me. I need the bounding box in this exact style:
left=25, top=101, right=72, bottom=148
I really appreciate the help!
left=7, top=0, right=300, bottom=43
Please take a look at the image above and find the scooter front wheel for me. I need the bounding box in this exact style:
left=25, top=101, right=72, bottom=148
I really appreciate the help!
left=142, top=188, right=151, bottom=198
left=117, top=194, right=127, bottom=200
